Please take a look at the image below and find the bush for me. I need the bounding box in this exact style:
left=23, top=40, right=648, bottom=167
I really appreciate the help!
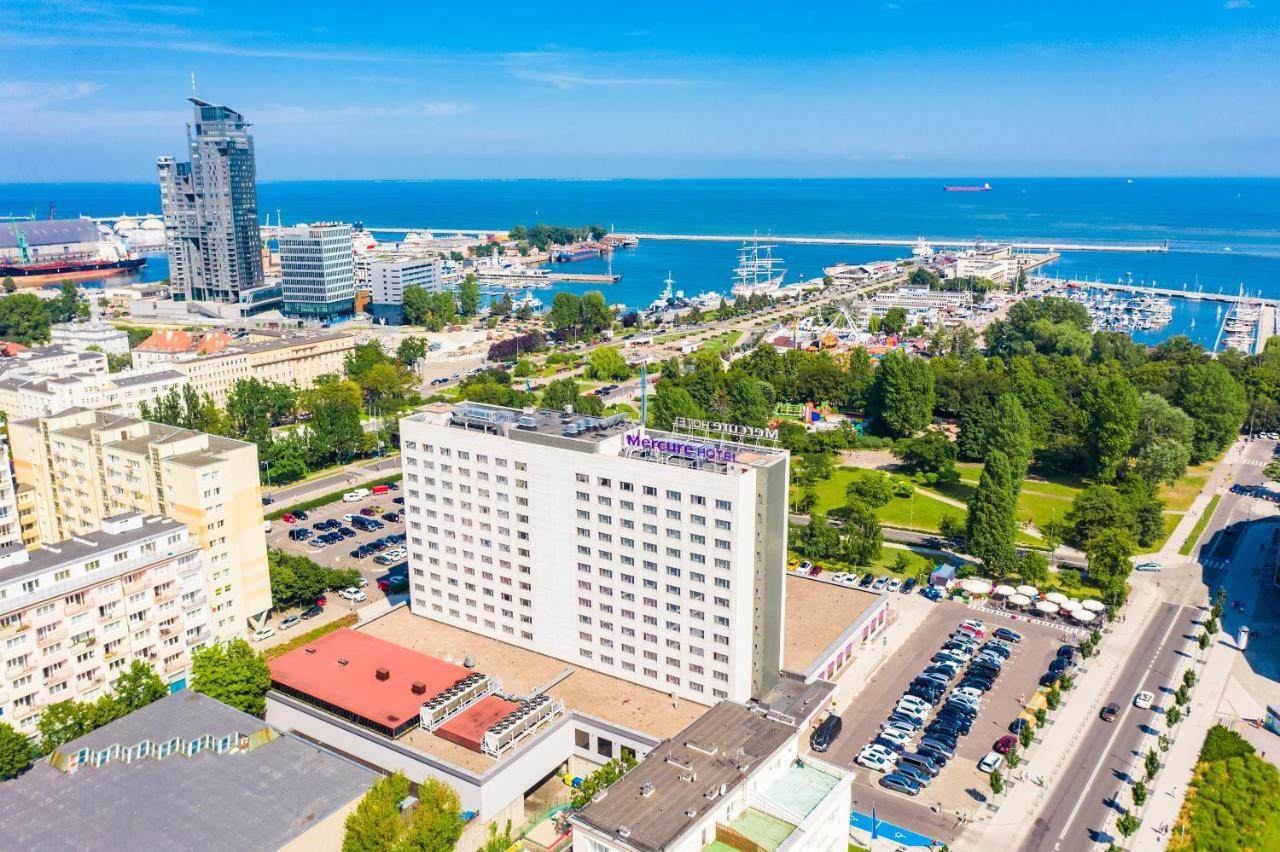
left=1183, top=669, right=1197, bottom=688
left=1046, top=687, right=1061, bottom=710
left=1116, top=813, right=1140, bottom=838
left=1019, top=723, right=1035, bottom=749
left=989, top=768, right=1004, bottom=795
left=1132, top=780, right=1147, bottom=807
left=1200, top=724, right=1254, bottom=762
left=1035, top=708, right=1048, bottom=726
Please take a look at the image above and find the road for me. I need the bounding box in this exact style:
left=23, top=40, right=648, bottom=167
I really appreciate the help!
left=1020, top=601, right=1198, bottom=851
left=265, top=455, right=402, bottom=507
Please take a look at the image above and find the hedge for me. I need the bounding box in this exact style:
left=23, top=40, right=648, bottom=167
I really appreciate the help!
left=266, top=473, right=403, bottom=520
left=264, top=613, right=358, bottom=661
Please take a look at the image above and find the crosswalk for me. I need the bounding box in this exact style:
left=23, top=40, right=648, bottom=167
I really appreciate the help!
left=968, top=602, right=1086, bottom=636
left=1200, top=557, right=1230, bottom=570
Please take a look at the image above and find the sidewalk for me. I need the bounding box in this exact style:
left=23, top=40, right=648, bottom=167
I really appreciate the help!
left=955, top=580, right=1162, bottom=852
left=1151, top=438, right=1247, bottom=562
left=823, top=594, right=936, bottom=714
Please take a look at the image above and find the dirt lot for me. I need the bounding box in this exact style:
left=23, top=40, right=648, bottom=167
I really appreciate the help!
left=817, top=596, right=1076, bottom=819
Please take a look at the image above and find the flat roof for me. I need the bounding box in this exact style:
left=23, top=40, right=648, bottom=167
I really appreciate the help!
left=269, top=628, right=473, bottom=735
left=573, top=701, right=796, bottom=852
left=360, top=608, right=705, bottom=741
left=0, top=691, right=377, bottom=852
left=435, top=694, right=518, bottom=753
left=0, top=514, right=186, bottom=587
left=782, top=574, right=883, bottom=672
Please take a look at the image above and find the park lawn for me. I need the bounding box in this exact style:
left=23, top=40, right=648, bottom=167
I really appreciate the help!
left=955, top=461, right=1084, bottom=500
left=808, top=468, right=961, bottom=533
left=1179, top=495, right=1221, bottom=556
left=1159, top=473, right=1208, bottom=513
left=700, top=330, right=743, bottom=354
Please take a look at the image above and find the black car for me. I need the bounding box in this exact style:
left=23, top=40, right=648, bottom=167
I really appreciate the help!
left=993, top=627, right=1022, bottom=643
left=392, top=496, right=404, bottom=505
left=982, top=642, right=1012, bottom=658
left=383, top=512, right=400, bottom=522
left=300, top=604, right=324, bottom=619
left=262, top=494, right=274, bottom=505
left=293, top=510, right=309, bottom=521
left=1009, top=718, right=1029, bottom=734
left=1040, top=671, right=1063, bottom=688
left=915, top=745, right=950, bottom=767
left=859, top=573, right=875, bottom=588
left=337, top=527, right=356, bottom=538
left=288, top=529, right=309, bottom=541
left=943, top=701, right=978, bottom=719
left=312, top=522, right=328, bottom=531
left=901, top=578, right=917, bottom=594
left=931, top=719, right=971, bottom=737
left=958, top=679, right=993, bottom=694
left=809, top=714, right=843, bottom=752
left=1057, top=644, right=1078, bottom=660
left=1048, top=656, right=1074, bottom=674
left=926, top=722, right=964, bottom=740
left=908, top=687, right=943, bottom=705
left=936, top=707, right=973, bottom=726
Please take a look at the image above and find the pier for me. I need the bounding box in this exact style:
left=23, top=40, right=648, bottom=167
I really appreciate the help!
left=553, top=272, right=621, bottom=283
left=619, top=233, right=1169, bottom=253
left=1029, top=276, right=1280, bottom=307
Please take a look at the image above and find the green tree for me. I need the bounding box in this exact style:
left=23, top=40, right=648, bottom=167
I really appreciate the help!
left=191, top=638, right=273, bottom=716
left=0, top=292, right=52, bottom=344
left=989, top=768, right=1004, bottom=795
left=868, top=350, right=935, bottom=438
left=841, top=499, right=883, bottom=566
left=571, top=753, right=638, bottom=808
left=1132, top=393, right=1195, bottom=485
left=581, top=291, right=613, bottom=335
left=478, top=820, right=514, bottom=852
left=1086, top=527, right=1136, bottom=598
left=1183, top=669, right=1197, bottom=688
left=1079, top=366, right=1139, bottom=482
left=1046, top=686, right=1061, bottom=710
left=587, top=346, right=631, bottom=381
left=1199, top=631, right=1211, bottom=651
left=396, top=336, right=428, bottom=367
left=548, top=292, right=583, bottom=340
left=399, top=777, right=463, bottom=851
left=892, top=431, right=959, bottom=483
left=1116, top=813, right=1140, bottom=839
left=1166, top=705, right=1182, bottom=727
left=1019, top=722, right=1034, bottom=749
left=1176, top=361, right=1249, bottom=462
left=648, top=383, right=703, bottom=430
left=1005, top=743, right=1020, bottom=768
left=541, top=377, right=601, bottom=415
left=1035, top=707, right=1048, bottom=726
left=113, top=659, right=168, bottom=712
left=458, top=274, right=480, bottom=317
left=1145, top=748, right=1160, bottom=781
left=0, top=721, right=32, bottom=779
left=265, top=432, right=310, bottom=485
left=1066, top=485, right=1133, bottom=547
left=400, top=285, right=432, bottom=327
left=966, top=451, right=1018, bottom=576
left=844, top=471, right=895, bottom=508
left=1, top=276, right=14, bottom=294
left=1016, top=551, right=1050, bottom=585
left=36, top=700, right=101, bottom=754
left=881, top=307, right=908, bottom=335
left=344, top=772, right=412, bottom=852
left=987, top=394, right=1033, bottom=488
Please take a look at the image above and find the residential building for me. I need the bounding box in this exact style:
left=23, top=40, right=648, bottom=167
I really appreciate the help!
left=16, top=484, right=38, bottom=549
left=0, top=691, right=378, bottom=852
left=8, top=409, right=272, bottom=639
left=170, top=331, right=355, bottom=405
left=280, top=222, right=357, bottom=322
left=0, top=349, right=187, bottom=422
left=132, top=329, right=233, bottom=369
left=0, top=344, right=106, bottom=376
left=397, top=402, right=790, bottom=707
left=370, top=256, right=445, bottom=305
left=0, top=514, right=212, bottom=735
left=0, top=439, right=22, bottom=551
left=156, top=98, right=267, bottom=305
left=571, top=701, right=852, bottom=852
left=49, top=320, right=130, bottom=355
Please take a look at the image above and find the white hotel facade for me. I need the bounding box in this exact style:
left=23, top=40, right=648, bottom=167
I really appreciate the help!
left=398, top=402, right=790, bottom=706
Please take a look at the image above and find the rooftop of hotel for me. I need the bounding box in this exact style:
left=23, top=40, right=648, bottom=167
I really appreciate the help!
left=0, top=691, right=377, bottom=852
left=781, top=574, right=884, bottom=673
left=360, top=607, right=706, bottom=740
left=572, top=701, right=797, bottom=852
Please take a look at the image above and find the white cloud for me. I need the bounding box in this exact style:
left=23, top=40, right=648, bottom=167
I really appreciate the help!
left=0, top=80, right=104, bottom=101
left=1223, top=0, right=1254, bottom=8
left=421, top=101, right=473, bottom=117
left=511, top=68, right=692, bottom=90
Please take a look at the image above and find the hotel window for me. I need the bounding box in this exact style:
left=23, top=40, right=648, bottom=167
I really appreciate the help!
left=716, top=499, right=731, bottom=511
left=620, top=481, right=634, bottom=492
left=597, top=477, right=611, bottom=487
left=576, top=473, right=589, bottom=483
left=621, top=500, right=634, bottom=511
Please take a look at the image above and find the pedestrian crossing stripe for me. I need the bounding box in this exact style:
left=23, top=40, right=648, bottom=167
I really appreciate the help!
left=967, top=602, right=1086, bottom=635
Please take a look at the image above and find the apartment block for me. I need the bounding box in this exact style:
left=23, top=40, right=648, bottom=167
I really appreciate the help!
left=0, top=440, right=22, bottom=551
left=398, top=402, right=789, bottom=707
left=369, top=256, right=445, bottom=305
left=0, top=344, right=187, bottom=422
left=0, top=513, right=213, bottom=735
left=8, top=410, right=271, bottom=640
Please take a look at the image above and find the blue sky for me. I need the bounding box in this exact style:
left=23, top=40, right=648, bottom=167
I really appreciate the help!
left=0, top=0, right=1277, bottom=180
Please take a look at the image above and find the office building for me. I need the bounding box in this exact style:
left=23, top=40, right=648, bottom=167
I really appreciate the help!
left=397, top=402, right=790, bottom=707
left=8, top=409, right=272, bottom=640
left=0, top=514, right=213, bottom=734
left=157, top=98, right=265, bottom=304
left=0, top=691, right=378, bottom=852
left=280, top=222, right=356, bottom=322
left=369, top=256, right=445, bottom=323
left=571, top=701, right=852, bottom=852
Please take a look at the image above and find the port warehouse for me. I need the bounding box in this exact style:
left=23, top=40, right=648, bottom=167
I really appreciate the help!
left=263, top=580, right=888, bottom=840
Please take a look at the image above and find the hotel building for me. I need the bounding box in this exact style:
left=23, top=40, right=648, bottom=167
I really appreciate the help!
left=8, top=409, right=272, bottom=639
left=397, top=402, right=790, bottom=707
left=0, top=513, right=213, bottom=735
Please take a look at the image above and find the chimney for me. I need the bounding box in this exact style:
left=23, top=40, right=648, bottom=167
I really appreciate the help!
left=411, top=681, right=426, bottom=695
left=376, top=668, right=390, bottom=681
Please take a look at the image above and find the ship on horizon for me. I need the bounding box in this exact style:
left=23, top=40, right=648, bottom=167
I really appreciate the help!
left=943, top=182, right=992, bottom=192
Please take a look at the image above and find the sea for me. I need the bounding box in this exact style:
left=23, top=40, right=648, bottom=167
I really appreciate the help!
left=3, top=178, right=1277, bottom=348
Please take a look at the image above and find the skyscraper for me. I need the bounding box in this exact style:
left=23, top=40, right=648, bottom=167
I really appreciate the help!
left=157, top=98, right=265, bottom=304
left=280, top=222, right=356, bottom=321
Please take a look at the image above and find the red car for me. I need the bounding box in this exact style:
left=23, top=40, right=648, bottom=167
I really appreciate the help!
left=314, top=595, right=328, bottom=607
left=994, top=735, right=1017, bottom=754
left=282, top=513, right=296, bottom=524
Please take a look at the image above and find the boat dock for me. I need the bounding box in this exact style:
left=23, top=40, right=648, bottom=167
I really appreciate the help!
left=553, top=272, right=621, bottom=283
left=1030, top=276, right=1280, bottom=307
left=620, top=233, right=1169, bottom=253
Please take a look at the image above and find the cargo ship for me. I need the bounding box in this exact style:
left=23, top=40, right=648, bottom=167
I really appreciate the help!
left=551, top=243, right=604, bottom=262
left=943, top=183, right=992, bottom=192
left=1, top=219, right=147, bottom=282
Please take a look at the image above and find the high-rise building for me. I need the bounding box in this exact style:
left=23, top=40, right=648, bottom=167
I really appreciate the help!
left=8, top=409, right=272, bottom=640
left=280, top=222, right=357, bottom=321
left=0, top=513, right=213, bottom=735
left=0, top=439, right=23, bottom=550
left=157, top=98, right=265, bottom=304
left=397, top=402, right=790, bottom=706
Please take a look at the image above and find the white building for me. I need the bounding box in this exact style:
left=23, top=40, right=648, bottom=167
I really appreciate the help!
left=398, top=402, right=790, bottom=707
left=0, top=367, right=187, bottom=422
left=571, top=700, right=853, bottom=852
left=370, top=256, right=445, bottom=306
left=0, top=440, right=22, bottom=551
left=0, top=513, right=213, bottom=734
left=280, top=222, right=356, bottom=322
left=50, top=320, right=131, bottom=355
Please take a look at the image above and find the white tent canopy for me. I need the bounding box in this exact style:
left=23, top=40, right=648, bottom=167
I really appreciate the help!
left=1072, top=609, right=1097, bottom=622
left=1082, top=599, right=1106, bottom=612
left=993, top=585, right=1017, bottom=597
left=1061, top=599, right=1083, bottom=611
left=1035, top=600, right=1060, bottom=614
left=962, top=578, right=993, bottom=594
left=1016, top=585, right=1039, bottom=597
left=1045, top=592, right=1069, bottom=604
left=1007, top=593, right=1032, bottom=606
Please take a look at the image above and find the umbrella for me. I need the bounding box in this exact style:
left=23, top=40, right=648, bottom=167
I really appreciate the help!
left=1082, top=599, right=1106, bottom=612
left=962, top=578, right=993, bottom=594
left=1061, top=598, right=1083, bottom=611
left=1035, top=600, right=1060, bottom=614
left=1007, top=593, right=1032, bottom=607
left=1016, top=585, right=1039, bottom=598
left=993, top=584, right=1016, bottom=597
left=1045, top=592, right=1068, bottom=604
left=1072, top=609, right=1096, bottom=622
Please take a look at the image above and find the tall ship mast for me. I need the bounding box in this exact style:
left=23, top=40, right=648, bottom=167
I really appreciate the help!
left=731, top=233, right=786, bottom=297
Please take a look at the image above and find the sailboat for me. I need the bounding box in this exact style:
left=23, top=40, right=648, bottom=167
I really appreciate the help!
left=731, top=234, right=786, bottom=297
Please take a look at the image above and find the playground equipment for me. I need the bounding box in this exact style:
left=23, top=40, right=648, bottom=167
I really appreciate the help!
left=771, top=401, right=837, bottom=426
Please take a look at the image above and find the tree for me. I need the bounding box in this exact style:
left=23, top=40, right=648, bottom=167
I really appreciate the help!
left=588, top=346, right=631, bottom=381
left=1165, top=705, right=1182, bottom=727
left=893, top=431, right=959, bottom=483
left=548, top=292, right=583, bottom=340
left=841, top=499, right=882, bottom=566
left=478, top=820, right=515, bottom=852
left=1086, top=527, right=1136, bottom=597
left=113, top=659, right=167, bottom=712
left=265, top=432, right=310, bottom=485
left=191, top=638, right=272, bottom=716
left=358, top=362, right=415, bottom=411
left=268, top=549, right=361, bottom=608
left=1005, top=743, right=1020, bottom=768
left=1199, top=631, right=1210, bottom=651
left=1035, top=707, right=1048, bottom=726
left=987, top=394, right=1033, bottom=488
left=1079, top=366, right=1139, bottom=482
left=0, top=721, right=31, bottom=779
left=401, top=285, right=432, bottom=327
left=1132, top=393, right=1195, bottom=485
left=1066, top=485, right=1132, bottom=547
left=1116, top=813, right=1140, bottom=839
left=648, top=383, right=703, bottom=430
left=845, top=471, right=895, bottom=508
left=1017, top=551, right=1050, bottom=585
left=881, top=307, right=908, bottom=335
left=989, top=768, right=1004, bottom=795
left=868, top=350, right=935, bottom=438
left=1145, top=748, right=1160, bottom=781
left=1183, top=669, right=1197, bottom=688
left=458, top=274, right=480, bottom=317
left=344, top=772, right=412, bottom=852
left=1019, top=721, right=1034, bottom=749
left=396, top=336, right=428, bottom=367
left=581, top=291, right=613, bottom=335
left=966, top=451, right=1018, bottom=576
left=1, top=276, right=14, bottom=294
left=0, top=293, right=52, bottom=344
left=1046, top=686, right=1061, bottom=710
left=1175, top=361, right=1249, bottom=462
left=571, top=754, right=638, bottom=808
left=36, top=700, right=101, bottom=755
left=939, top=512, right=966, bottom=541
left=400, top=777, right=464, bottom=850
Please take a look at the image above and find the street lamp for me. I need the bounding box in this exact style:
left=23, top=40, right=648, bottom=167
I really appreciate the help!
left=261, top=458, right=271, bottom=488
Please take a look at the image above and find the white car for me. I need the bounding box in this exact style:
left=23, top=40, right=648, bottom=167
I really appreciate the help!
left=841, top=574, right=860, bottom=586
left=886, top=578, right=902, bottom=593
left=860, top=743, right=895, bottom=763
left=250, top=627, right=275, bottom=642
left=857, top=751, right=894, bottom=773
left=897, top=696, right=930, bottom=716
left=343, top=514, right=356, bottom=522
left=978, top=751, right=1004, bottom=773
left=877, top=728, right=912, bottom=749
left=953, top=686, right=984, bottom=702
left=1134, top=691, right=1155, bottom=710
left=1135, top=561, right=1162, bottom=572
left=338, top=587, right=367, bottom=603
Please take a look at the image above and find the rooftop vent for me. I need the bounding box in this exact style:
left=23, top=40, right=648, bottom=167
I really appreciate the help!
left=411, top=681, right=426, bottom=695
left=617, top=826, right=630, bottom=839
left=463, top=654, right=475, bottom=668
left=684, top=809, right=697, bottom=818
left=639, top=782, right=655, bottom=798
left=336, top=658, right=349, bottom=666
left=304, top=648, right=317, bottom=655
left=376, top=668, right=390, bottom=681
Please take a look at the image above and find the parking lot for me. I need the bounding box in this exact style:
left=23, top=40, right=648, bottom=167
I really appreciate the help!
left=263, top=488, right=410, bottom=629
left=816, top=596, right=1076, bottom=817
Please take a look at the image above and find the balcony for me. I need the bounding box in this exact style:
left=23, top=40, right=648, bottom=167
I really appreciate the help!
left=154, top=586, right=179, bottom=604
left=5, top=658, right=34, bottom=678
left=123, top=577, right=150, bottom=596
left=64, top=598, right=93, bottom=617
left=36, top=628, right=67, bottom=648
left=43, top=670, right=68, bottom=687
left=163, top=658, right=187, bottom=675
left=185, top=628, right=212, bottom=646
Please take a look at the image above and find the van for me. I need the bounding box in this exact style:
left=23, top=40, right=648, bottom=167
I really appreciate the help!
left=263, top=520, right=272, bottom=533
left=898, top=752, right=940, bottom=777
left=343, top=488, right=371, bottom=502
left=809, top=714, right=843, bottom=752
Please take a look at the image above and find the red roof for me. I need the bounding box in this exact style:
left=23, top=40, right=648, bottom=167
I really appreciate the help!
left=269, top=629, right=473, bottom=735
left=435, top=695, right=518, bottom=752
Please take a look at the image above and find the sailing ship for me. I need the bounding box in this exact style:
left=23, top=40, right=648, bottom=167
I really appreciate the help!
left=731, top=235, right=786, bottom=297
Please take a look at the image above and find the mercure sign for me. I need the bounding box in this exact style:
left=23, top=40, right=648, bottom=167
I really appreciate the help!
left=624, top=430, right=739, bottom=463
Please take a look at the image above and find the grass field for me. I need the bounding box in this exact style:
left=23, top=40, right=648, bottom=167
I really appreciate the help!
left=1160, top=472, right=1209, bottom=513
left=1179, top=494, right=1221, bottom=556
left=700, top=330, right=743, bottom=354
left=787, top=541, right=943, bottom=578
left=808, top=468, right=963, bottom=533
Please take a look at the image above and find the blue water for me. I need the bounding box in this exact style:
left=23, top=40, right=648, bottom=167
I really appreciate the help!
left=4, top=179, right=1276, bottom=346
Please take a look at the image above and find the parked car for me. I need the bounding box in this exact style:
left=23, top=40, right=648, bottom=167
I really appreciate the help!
left=922, top=586, right=943, bottom=601
left=1100, top=702, right=1120, bottom=723
left=251, top=627, right=275, bottom=642
left=301, top=604, right=324, bottom=619
left=860, top=574, right=876, bottom=588
left=993, top=735, right=1018, bottom=754
left=857, top=750, right=894, bottom=773
left=360, top=508, right=378, bottom=517
left=1057, top=644, right=1078, bottom=660
left=895, top=763, right=933, bottom=787
left=873, top=575, right=889, bottom=590
left=879, top=774, right=921, bottom=796
left=338, top=587, right=367, bottom=603
left=993, top=627, right=1022, bottom=643
left=797, top=561, right=812, bottom=573
left=1134, top=691, right=1155, bottom=710
left=1009, top=718, right=1029, bottom=734
left=282, top=513, right=296, bottom=524
left=978, top=752, right=1004, bottom=773
left=901, top=578, right=917, bottom=594
left=279, top=615, right=301, bottom=630
left=876, top=727, right=912, bottom=750
left=293, top=510, right=308, bottom=521
left=809, top=714, right=843, bottom=752
left=314, top=595, right=328, bottom=606
left=918, top=737, right=956, bottom=759
left=886, top=578, right=902, bottom=593
left=1040, top=672, right=1063, bottom=688
left=1048, top=656, right=1075, bottom=673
